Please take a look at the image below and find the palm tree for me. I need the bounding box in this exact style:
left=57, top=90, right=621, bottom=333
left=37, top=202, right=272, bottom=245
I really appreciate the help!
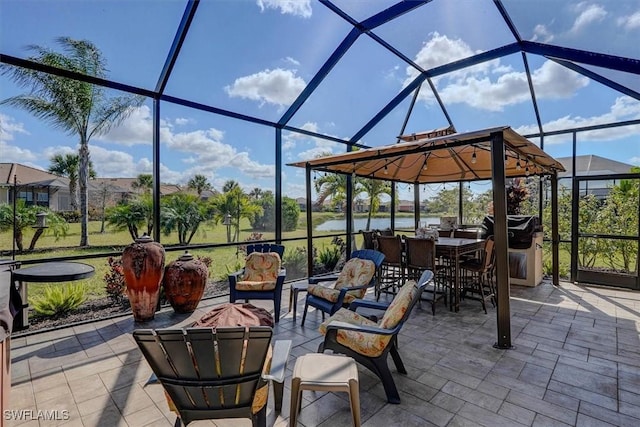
left=223, top=180, right=240, bottom=193
left=314, top=173, right=350, bottom=211
left=0, top=36, right=144, bottom=246
left=0, top=201, right=68, bottom=251
left=48, top=153, right=96, bottom=211
left=131, top=174, right=153, bottom=194
left=249, top=187, right=263, bottom=200
left=359, top=178, right=392, bottom=230
left=209, top=186, right=262, bottom=242
left=187, top=174, right=212, bottom=196
left=160, top=193, right=207, bottom=245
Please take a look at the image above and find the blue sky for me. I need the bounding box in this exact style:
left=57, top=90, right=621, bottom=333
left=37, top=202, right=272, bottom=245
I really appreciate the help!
left=1, top=0, right=639, bottom=202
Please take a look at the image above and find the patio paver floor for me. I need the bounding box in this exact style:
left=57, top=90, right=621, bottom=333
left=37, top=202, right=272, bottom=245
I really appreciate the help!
left=7, top=279, right=640, bottom=426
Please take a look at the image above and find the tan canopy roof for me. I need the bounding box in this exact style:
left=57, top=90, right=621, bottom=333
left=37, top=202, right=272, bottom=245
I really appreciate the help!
left=288, top=126, right=565, bottom=183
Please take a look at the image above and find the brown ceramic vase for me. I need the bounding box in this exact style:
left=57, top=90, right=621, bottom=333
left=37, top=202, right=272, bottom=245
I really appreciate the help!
left=164, top=251, right=208, bottom=313
left=122, top=234, right=165, bottom=322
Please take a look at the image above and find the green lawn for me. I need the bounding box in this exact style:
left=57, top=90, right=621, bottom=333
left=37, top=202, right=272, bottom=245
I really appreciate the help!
left=1, top=213, right=350, bottom=304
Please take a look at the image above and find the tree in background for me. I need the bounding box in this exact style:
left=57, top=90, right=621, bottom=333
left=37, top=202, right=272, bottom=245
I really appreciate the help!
left=105, top=195, right=153, bottom=241
left=209, top=182, right=261, bottom=242
left=1, top=37, right=144, bottom=247
left=187, top=174, right=212, bottom=196
left=250, top=191, right=300, bottom=232
left=506, top=178, right=530, bottom=215
left=0, top=201, right=68, bottom=251
left=48, top=153, right=96, bottom=211
left=358, top=178, right=391, bottom=230
left=131, top=174, right=153, bottom=194
left=160, top=193, right=207, bottom=245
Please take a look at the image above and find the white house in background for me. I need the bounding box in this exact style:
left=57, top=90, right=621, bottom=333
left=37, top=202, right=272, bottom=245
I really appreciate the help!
left=0, top=163, right=72, bottom=210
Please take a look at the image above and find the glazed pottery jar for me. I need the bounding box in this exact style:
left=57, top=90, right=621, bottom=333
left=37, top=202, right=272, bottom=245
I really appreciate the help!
left=122, top=234, right=165, bottom=321
left=164, top=251, right=209, bottom=313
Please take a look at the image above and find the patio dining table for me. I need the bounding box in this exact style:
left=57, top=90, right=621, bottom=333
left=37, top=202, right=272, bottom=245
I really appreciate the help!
left=435, top=237, right=484, bottom=312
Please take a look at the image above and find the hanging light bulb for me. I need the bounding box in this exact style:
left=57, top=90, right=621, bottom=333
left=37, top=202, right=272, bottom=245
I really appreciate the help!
left=516, top=157, right=521, bottom=171
left=384, top=164, right=389, bottom=175
left=525, top=163, right=530, bottom=176
left=471, top=146, right=477, bottom=164
left=423, top=153, right=429, bottom=170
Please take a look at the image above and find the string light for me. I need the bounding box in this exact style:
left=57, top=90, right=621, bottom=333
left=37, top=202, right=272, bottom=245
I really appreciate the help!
left=384, top=164, right=389, bottom=175
left=423, top=153, right=429, bottom=170
left=516, top=156, right=521, bottom=171
left=471, top=146, right=477, bottom=164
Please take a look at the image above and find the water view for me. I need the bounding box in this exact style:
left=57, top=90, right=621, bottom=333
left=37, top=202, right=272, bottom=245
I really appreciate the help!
left=315, top=217, right=442, bottom=231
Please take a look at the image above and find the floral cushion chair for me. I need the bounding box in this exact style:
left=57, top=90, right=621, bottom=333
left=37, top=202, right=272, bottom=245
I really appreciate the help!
left=317, top=270, right=433, bottom=404
left=301, top=249, right=384, bottom=326
left=229, top=250, right=286, bottom=322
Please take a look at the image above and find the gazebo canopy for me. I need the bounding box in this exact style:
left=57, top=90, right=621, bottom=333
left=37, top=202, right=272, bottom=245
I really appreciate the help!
left=288, top=126, right=565, bottom=183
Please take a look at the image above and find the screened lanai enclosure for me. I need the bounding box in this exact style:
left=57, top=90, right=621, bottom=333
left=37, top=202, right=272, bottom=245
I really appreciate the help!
left=1, top=0, right=639, bottom=295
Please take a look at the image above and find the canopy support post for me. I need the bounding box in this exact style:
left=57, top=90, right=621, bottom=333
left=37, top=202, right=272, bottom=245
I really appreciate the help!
left=551, top=172, right=560, bottom=286
left=490, top=131, right=512, bottom=349
left=305, top=164, right=314, bottom=277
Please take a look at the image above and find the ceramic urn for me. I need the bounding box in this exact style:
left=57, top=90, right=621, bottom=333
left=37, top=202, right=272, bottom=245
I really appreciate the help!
left=122, top=234, right=165, bottom=321
left=164, top=251, right=209, bottom=313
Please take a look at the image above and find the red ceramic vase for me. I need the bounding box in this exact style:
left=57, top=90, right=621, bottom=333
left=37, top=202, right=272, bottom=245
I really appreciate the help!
left=164, top=251, right=208, bottom=313
left=122, top=235, right=165, bottom=321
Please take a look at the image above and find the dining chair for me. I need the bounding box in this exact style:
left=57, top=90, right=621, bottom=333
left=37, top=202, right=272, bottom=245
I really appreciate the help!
left=453, top=229, right=479, bottom=239
left=459, top=236, right=496, bottom=313
left=403, top=236, right=448, bottom=315
left=360, top=230, right=379, bottom=250
left=374, top=235, right=405, bottom=299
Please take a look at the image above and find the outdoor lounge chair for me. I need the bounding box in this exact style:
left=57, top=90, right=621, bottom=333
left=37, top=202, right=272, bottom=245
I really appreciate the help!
left=229, top=246, right=286, bottom=322
left=301, top=249, right=384, bottom=326
left=318, top=270, right=434, bottom=404
left=133, top=326, right=292, bottom=427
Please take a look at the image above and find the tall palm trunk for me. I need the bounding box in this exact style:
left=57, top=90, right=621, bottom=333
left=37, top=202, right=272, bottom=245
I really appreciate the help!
left=79, top=142, right=90, bottom=246
left=69, top=177, right=78, bottom=211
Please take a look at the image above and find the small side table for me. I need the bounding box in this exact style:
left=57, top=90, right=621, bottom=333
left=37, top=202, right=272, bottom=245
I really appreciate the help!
left=288, top=282, right=308, bottom=321
left=290, top=353, right=360, bottom=427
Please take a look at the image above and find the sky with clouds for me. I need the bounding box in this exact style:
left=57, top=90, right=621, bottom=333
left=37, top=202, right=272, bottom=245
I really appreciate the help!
left=1, top=0, right=639, bottom=201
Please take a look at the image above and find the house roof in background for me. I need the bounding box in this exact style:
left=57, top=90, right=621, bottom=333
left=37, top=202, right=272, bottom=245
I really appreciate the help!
left=556, top=155, right=635, bottom=177
left=0, top=163, right=64, bottom=187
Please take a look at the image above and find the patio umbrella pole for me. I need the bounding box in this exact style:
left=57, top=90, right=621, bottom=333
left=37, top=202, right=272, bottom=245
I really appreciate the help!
left=490, top=132, right=512, bottom=349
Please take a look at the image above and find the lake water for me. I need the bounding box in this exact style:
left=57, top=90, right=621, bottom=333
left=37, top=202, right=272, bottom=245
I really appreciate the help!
left=315, top=217, right=441, bottom=231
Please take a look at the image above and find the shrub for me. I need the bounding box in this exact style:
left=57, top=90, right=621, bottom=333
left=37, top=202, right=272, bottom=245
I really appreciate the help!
left=196, top=255, right=213, bottom=277
left=32, top=284, right=87, bottom=317
left=104, top=256, right=127, bottom=304
left=283, top=247, right=308, bottom=280
left=317, top=244, right=341, bottom=271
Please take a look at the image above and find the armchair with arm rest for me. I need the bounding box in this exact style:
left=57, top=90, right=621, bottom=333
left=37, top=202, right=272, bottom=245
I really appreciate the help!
left=301, top=249, right=384, bottom=327
left=134, top=326, right=292, bottom=427
left=317, top=270, right=434, bottom=404
left=229, top=245, right=286, bottom=322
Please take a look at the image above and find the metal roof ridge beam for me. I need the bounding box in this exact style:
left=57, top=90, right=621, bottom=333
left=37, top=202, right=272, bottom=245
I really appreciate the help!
left=351, top=74, right=428, bottom=143
left=522, top=41, right=640, bottom=74
left=549, top=58, right=640, bottom=101
left=493, top=0, right=522, bottom=42
left=155, top=0, right=199, bottom=95
left=426, top=43, right=521, bottom=77
left=360, top=1, right=431, bottom=30
left=278, top=28, right=360, bottom=126
left=523, top=118, right=640, bottom=138
left=0, top=54, right=156, bottom=98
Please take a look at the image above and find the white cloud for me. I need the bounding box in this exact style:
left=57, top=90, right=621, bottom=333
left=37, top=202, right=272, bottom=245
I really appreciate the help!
left=570, top=2, right=607, bottom=33
left=406, top=34, right=589, bottom=112
left=256, top=0, right=312, bottom=18
left=532, top=24, right=555, bottom=43
left=96, top=105, right=174, bottom=146
left=515, top=96, right=640, bottom=142
left=225, top=68, right=306, bottom=107
left=617, top=11, right=640, bottom=31
left=284, top=56, right=300, bottom=66
left=405, top=32, right=494, bottom=84
left=0, top=113, right=29, bottom=142
left=0, top=141, right=37, bottom=163
left=628, top=156, right=640, bottom=166
left=174, top=117, right=193, bottom=126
